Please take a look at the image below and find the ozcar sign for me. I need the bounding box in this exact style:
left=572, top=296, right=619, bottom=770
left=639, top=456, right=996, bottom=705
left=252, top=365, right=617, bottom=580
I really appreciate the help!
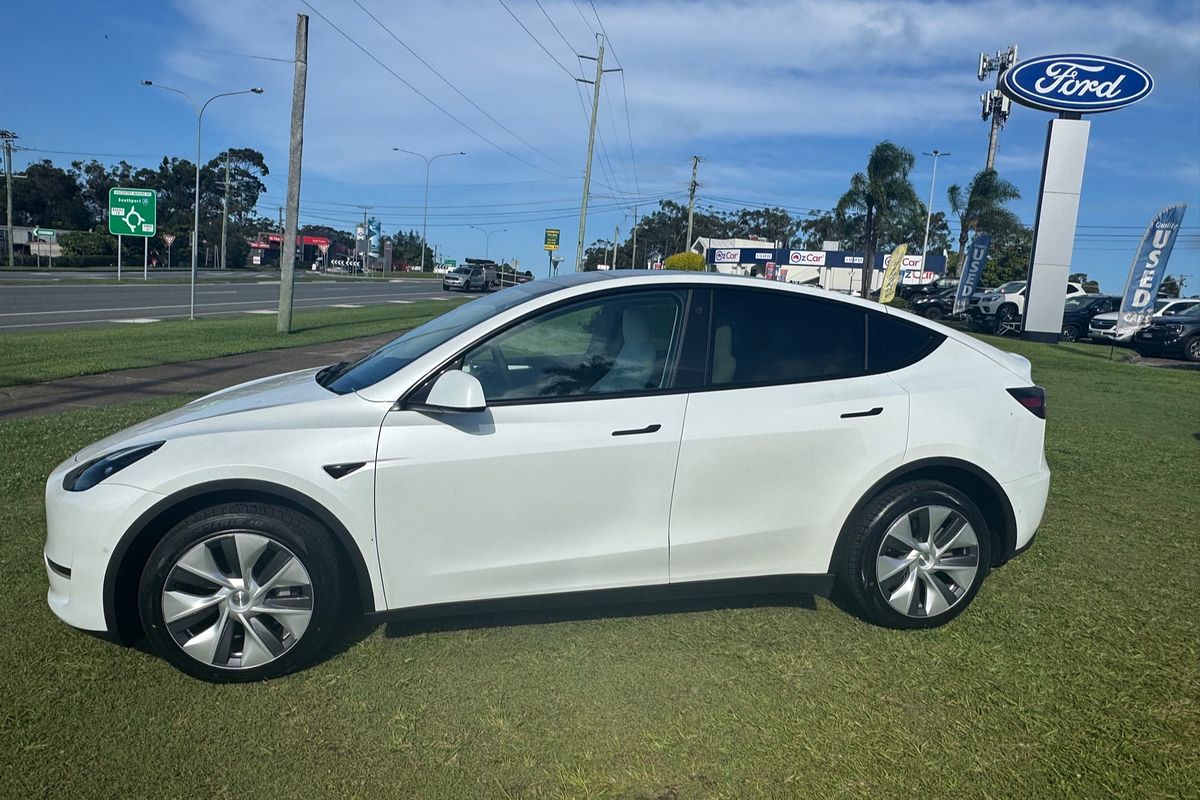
left=1001, top=54, right=1153, bottom=114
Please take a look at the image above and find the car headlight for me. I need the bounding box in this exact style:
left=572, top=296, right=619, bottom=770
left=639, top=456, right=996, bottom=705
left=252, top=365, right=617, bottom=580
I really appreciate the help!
left=1164, top=324, right=1184, bottom=335
left=62, top=442, right=164, bottom=492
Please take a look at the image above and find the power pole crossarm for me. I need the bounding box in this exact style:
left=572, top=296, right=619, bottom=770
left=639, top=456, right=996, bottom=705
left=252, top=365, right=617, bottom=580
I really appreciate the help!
left=277, top=12, right=308, bottom=333
left=574, top=35, right=605, bottom=272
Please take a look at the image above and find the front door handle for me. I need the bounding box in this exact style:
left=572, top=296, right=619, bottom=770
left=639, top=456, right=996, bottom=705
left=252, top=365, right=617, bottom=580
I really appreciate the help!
left=840, top=407, right=883, bottom=419
left=612, top=424, right=662, bottom=437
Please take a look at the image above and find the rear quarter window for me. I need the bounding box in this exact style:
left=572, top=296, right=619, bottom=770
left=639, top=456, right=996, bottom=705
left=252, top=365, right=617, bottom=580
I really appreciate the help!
left=867, top=313, right=945, bottom=372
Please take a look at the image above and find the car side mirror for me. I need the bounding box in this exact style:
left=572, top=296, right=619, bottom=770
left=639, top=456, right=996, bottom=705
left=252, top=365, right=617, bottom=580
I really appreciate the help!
left=419, top=370, right=486, bottom=413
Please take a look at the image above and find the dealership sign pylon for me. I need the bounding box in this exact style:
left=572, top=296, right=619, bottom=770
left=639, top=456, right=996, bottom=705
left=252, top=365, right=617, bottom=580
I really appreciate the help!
left=998, top=54, right=1153, bottom=343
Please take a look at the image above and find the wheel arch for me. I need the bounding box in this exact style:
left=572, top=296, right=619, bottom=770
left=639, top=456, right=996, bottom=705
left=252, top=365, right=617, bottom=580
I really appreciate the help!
left=829, top=457, right=1018, bottom=575
left=102, top=479, right=376, bottom=645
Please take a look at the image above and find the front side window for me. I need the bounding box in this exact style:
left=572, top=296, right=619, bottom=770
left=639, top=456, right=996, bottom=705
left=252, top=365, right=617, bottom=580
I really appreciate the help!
left=459, top=290, right=686, bottom=403
left=708, top=288, right=867, bottom=386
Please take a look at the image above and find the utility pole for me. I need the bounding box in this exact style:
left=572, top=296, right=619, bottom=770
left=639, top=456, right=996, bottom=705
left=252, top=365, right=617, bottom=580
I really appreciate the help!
left=220, top=152, right=230, bottom=269
left=1, top=130, right=16, bottom=269
left=921, top=150, right=950, bottom=257
left=277, top=12, right=308, bottom=334
left=685, top=156, right=701, bottom=252
left=612, top=224, right=620, bottom=269
left=574, top=35, right=618, bottom=272
left=631, top=205, right=639, bottom=269
left=978, top=46, right=1017, bottom=170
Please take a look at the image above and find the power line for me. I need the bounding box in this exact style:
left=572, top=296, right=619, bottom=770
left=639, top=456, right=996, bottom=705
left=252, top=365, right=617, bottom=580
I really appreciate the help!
left=587, top=0, right=619, bottom=66
left=617, top=70, right=640, bottom=194
left=298, top=0, right=578, bottom=179
left=349, top=0, right=577, bottom=175
left=494, top=0, right=578, bottom=80
left=15, top=146, right=158, bottom=159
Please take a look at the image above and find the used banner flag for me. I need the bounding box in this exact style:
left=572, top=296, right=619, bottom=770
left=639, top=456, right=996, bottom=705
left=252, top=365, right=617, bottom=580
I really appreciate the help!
left=952, top=233, right=992, bottom=316
left=879, top=244, right=908, bottom=304
left=1115, top=204, right=1188, bottom=339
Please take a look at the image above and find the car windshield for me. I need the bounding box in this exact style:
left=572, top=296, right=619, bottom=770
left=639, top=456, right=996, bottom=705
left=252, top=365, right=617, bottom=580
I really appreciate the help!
left=1176, top=303, right=1200, bottom=319
left=321, top=282, right=561, bottom=394
left=996, top=281, right=1026, bottom=294
left=1064, top=296, right=1094, bottom=311
left=451, top=266, right=470, bottom=274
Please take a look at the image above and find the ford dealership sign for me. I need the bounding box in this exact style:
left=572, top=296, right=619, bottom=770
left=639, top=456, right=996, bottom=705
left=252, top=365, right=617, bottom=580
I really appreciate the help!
left=1001, top=54, right=1153, bottom=114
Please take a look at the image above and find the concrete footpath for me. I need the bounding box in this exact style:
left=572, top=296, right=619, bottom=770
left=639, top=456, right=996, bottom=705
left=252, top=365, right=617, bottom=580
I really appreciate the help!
left=0, top=333, right=397, bottom=423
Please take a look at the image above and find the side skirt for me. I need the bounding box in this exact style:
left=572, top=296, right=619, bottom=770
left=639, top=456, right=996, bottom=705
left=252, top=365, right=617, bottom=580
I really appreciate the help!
left=366, top=573, right=836, bottom=624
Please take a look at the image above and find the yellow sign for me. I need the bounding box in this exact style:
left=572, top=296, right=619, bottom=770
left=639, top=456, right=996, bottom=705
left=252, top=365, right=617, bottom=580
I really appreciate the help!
left=544, top=228, right=560, bottom=251
left=879, top=243, right=907, bottom=304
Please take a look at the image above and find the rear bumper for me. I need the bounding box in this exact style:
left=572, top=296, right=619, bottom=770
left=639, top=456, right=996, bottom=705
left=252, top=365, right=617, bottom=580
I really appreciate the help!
left=1000, top=461, right=1051, bottom=556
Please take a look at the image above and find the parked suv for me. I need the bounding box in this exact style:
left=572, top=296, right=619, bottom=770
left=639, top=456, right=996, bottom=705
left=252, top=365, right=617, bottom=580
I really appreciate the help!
left=442, top=265, right=493, bottom=292
left=1089, top=297, right=1200, bottom=343
left=909, top=287, right=958, bottom=321
left=1059, top=294, right=1120, bottom=342
left=901, top=276, right=959, bottom=302
left=1132, top=303, right=1200, bottom=361
left=967, top=281, right=1086, bottom=332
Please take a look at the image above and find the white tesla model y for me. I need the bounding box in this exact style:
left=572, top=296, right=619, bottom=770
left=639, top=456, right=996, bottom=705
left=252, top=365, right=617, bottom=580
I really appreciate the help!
left=45, top=271, right=1050, bottom=681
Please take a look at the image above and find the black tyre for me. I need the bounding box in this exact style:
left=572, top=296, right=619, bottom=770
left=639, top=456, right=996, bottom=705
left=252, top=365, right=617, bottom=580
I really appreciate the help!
left=923, top=307, right=944, bottom=321
left=994, top=303, right=1018, bottom=333
left=836, top=480, right=991, bottom=629
left=1182, top=335, right=1200, bottom=363
left=1061, top=324, right=1079, bottom=342
left=139, top=501, right=344, bottom=682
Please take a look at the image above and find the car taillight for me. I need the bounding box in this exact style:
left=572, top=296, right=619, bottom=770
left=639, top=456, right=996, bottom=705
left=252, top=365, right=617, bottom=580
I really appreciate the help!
left=1007, top=386, right=1046, bottom=419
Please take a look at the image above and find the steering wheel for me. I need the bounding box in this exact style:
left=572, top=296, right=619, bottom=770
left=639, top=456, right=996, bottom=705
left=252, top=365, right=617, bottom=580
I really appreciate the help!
left=465, top=346, right=512, bottom=398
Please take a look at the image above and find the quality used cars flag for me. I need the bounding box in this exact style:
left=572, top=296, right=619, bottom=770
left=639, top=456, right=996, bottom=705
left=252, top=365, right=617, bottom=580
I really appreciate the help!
left=952, top=233, right=992, bottom=316
left=879, top=244, right=907, bottom=304
left=1115, top=204, right=1189, bottom=339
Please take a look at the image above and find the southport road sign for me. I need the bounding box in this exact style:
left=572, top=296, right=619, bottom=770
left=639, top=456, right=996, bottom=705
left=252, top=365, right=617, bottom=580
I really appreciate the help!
left=108, top=188, right=157, bottom=237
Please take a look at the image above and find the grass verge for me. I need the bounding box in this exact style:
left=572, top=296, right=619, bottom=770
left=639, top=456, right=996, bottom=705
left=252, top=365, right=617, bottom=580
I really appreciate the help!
left=0, top=299, right=467, bottom=387
left=1, top=339, right=1198, bottom=797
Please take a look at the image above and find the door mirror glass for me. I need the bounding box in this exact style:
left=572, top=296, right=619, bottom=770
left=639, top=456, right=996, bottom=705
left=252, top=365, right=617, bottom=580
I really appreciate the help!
left=421, top=370, right=486, bottom=413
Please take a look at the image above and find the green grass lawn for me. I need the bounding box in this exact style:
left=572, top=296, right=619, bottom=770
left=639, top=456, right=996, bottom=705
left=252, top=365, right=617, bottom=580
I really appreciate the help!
left=0, top=299, right=467, bottom=388
left=1, top=340, right=1197, bottom=798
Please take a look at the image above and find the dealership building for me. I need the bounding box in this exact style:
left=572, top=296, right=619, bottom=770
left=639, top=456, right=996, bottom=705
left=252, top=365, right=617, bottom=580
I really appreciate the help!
left=695, top=240, right=948, bottom=293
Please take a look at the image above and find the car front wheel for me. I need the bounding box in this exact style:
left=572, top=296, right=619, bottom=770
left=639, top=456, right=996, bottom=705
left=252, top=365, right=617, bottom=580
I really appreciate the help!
left=1183, top=335, right=1200, bottom=362
left=1061, top=324, right=1079, bottom=342
left=138, top=502, right=344, bottom=682
left=837, top=480, right=991, bottom=629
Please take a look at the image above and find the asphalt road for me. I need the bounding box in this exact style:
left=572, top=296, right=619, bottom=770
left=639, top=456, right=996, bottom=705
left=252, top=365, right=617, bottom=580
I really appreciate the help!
left=0, top=277, right=460, bottom=331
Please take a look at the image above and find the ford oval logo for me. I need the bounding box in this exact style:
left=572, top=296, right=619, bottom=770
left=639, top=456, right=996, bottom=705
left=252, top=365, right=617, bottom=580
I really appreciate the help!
left=1001, top=54, right=1153, bottom=114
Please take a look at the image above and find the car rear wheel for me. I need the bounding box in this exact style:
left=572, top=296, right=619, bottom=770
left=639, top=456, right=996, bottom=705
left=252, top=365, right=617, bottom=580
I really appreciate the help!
left=1183, top=335, right=1200, bottom=362
left=139, top=502, right=344, bottom=682
left=923, top=307, right=943, bottom=321
left=837, top=480, right=991, bottom=629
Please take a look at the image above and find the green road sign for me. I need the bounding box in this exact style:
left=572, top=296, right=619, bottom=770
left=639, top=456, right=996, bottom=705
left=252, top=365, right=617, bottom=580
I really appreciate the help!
left=544, top=228, right=560, bottom=251
left=33, top=228, right=56, bottom=238
left=443, top=259, right=457, bottom=267
left=108, top=188, right=157, bottom=237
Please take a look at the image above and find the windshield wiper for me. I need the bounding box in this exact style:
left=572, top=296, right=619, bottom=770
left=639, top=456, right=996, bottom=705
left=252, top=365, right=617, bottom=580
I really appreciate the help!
left=315, top=361, right=349, bottom=388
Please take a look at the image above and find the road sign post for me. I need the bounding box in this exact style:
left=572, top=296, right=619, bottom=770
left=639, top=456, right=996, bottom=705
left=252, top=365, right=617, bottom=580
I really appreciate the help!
left=163, top=233, right=176, bottom=271
left=109, top=188, right=156, bottom=282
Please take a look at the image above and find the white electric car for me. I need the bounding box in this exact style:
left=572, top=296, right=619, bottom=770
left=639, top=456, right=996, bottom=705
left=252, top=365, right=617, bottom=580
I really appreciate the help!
left=45, top=271, right=1050, bottom=682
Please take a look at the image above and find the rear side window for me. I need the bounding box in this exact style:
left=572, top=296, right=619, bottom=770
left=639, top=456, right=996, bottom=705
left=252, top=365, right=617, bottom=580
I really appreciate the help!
left=709, top=288, right=867, bottom=385
left=867, top=313, right=944, bottom=372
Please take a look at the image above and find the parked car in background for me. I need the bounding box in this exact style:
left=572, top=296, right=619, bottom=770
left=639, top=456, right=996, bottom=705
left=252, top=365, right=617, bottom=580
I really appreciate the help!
left=909, top=287, right=959, bottom=321
left=900, top=276, right=959, bottom=302
left=967, top=281, right=1087, bottom=332
left=442, top=265, right=493, bottom=292
left=1089, top=297, right=1200, bottom=343
left=1132, top=303, right=1200, bottom=361
left=1059, top=294, right=1120, bottom=342
left=44, top=271, right=1049, bottom=681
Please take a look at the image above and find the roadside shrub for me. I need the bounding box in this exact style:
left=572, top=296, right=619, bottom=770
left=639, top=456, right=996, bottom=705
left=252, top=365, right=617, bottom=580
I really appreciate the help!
left=664, top=252, right=706, bottom=271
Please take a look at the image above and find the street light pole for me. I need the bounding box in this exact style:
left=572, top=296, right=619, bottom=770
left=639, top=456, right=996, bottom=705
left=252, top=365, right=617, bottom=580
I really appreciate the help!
left=470, top=225, right=506, bottom=260
left=141, top=81, right=263, bottom=320
left=393, top=148, right=464, bottom=272
left=921, top=150, right=950, bottom=258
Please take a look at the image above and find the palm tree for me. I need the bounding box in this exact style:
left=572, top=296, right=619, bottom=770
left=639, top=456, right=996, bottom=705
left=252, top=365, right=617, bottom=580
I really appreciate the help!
left=946, top=169, right=1021, bottom=274
left=836, top=142, right=919, bottom=298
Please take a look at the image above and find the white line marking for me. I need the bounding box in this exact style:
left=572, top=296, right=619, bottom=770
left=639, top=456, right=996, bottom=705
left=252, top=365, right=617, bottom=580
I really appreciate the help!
left=110, top=318, right=161, bottom=324
left=388, top=300, right=415, bottom=304
left=330, top=303, right=364, bottom=308
left=243, top=310, right=276, bottom=315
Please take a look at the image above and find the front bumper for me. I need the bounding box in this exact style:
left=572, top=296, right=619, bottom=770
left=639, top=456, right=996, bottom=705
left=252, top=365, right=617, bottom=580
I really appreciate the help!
left=44, top=466, right=164, bottom=634
left=1133, top=332, right=1187, bottom=354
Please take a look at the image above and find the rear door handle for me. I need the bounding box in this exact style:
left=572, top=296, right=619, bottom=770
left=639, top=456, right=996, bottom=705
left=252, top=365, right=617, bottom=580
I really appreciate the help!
left=612, top=424, right=662, bottom=437
left=840, top=407, right=883, bottom=419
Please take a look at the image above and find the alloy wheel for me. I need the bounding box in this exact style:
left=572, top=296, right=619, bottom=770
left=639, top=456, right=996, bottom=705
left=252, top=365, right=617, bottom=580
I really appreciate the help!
left=161, top=532, right=314, bottom=669
left=875, top=504, right=980, bottom=618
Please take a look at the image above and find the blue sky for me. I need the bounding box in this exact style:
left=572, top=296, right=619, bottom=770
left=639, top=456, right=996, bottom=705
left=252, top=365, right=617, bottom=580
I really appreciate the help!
left=3, top=0, right=1198, bottom=292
